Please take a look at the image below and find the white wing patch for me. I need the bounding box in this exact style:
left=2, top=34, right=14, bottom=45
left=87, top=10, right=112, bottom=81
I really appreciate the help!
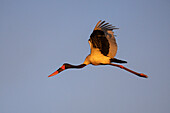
left=93, top=20, right=118, bottom=58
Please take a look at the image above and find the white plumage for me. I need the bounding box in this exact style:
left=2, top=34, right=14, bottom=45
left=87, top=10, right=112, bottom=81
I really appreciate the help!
left=83, top=20, right=118, bottom=65
left=94, top=20, right=118, bottom=58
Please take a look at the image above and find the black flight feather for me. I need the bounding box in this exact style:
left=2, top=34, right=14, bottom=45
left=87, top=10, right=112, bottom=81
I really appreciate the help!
left=90, top=30, right=110, bottom=56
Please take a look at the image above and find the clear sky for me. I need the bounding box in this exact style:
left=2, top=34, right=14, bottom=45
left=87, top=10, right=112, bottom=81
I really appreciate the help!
left=0, top=0, right=170, bottom=113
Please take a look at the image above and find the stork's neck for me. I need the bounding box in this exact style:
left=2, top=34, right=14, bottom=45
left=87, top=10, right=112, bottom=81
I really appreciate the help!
left=64, top=63, right=86, bottom=69
left=83, top=55, right=91, bottom=65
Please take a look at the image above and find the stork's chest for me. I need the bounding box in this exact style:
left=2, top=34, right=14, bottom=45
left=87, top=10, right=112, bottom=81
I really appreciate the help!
left=89, top=49, right=110, bottom=65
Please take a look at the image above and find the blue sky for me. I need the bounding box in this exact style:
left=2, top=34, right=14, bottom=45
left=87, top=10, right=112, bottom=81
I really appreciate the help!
left=0, top=0, right=170, bottom=113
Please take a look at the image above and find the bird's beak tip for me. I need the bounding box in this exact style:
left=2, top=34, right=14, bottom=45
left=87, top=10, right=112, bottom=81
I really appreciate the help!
left=48, top=71, right=59, bottom=77
left=48, top=74, right=54, bottom=77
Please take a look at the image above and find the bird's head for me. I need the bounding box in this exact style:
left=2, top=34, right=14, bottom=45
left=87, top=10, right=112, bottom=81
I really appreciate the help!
left=48, top=63, right=71, bottom=77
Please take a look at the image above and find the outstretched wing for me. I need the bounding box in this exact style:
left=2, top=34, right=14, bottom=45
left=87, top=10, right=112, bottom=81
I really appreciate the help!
left=89, top=30, right=109, bottom=56
left=89, top=20, right=118, bottom=58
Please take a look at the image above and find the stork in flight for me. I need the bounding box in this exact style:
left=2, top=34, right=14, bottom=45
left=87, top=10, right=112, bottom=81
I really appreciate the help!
left=48, top=20, right=148, bottom=78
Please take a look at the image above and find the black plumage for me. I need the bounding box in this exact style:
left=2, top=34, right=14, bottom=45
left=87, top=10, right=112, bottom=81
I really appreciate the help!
left=110, top=58, right=127, bottom=63
left=90, top=30, right=110, bottom=56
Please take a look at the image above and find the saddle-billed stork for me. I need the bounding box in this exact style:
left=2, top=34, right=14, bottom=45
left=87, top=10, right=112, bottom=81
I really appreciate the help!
left=48, top=20, right=148, bottom=78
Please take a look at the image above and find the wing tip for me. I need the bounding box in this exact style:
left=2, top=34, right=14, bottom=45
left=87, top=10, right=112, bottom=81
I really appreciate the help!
left=94, top=20, right=102, bottom=30
left=94, top=20, right=118, bottom=31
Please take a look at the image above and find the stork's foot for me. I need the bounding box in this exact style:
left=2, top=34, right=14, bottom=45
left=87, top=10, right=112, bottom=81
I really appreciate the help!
left=139, top=73, right=148, bottom=78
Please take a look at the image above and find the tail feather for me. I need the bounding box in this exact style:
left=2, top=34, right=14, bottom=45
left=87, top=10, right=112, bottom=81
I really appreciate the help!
left=110, top=58, right=127, bottom=63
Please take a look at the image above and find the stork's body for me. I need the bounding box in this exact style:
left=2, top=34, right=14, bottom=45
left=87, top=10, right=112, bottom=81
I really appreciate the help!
left=49, top=20, right=148, bottom=78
